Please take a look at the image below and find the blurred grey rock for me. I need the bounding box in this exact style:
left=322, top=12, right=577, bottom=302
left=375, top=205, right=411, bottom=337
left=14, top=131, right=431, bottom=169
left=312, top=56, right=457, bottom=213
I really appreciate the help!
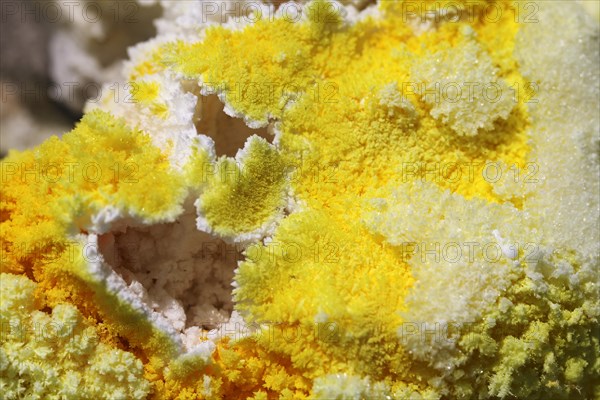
left=1, top=0, right=161, bottom=153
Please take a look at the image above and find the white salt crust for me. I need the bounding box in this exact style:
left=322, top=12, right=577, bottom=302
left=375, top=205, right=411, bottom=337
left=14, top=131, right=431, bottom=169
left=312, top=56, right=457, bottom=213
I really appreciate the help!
left=363, top=181, right=541, bottom=374
left=80, top=233, right=186, bottom=352
left=411, top=39, right=515, bottom=137
left=80, top=193, right=246, bottom=355
left=92, top=199, right=241, bottom=353
left=515, top=1, right=600, bottom=261
left=363, top=0, right=600, bottom=384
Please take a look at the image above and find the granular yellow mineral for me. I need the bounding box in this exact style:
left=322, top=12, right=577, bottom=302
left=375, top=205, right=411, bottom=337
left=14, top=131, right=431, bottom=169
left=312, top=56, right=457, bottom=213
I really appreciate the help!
left=1, top=1, right=598, bottom=399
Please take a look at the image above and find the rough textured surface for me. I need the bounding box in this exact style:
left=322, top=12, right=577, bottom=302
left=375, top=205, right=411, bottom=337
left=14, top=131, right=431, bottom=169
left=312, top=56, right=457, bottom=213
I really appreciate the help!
left=411, top=39, right=515, bottom=136
left=1, top=0, right=598, bottom=399
left=0, top=273, right=151, bottom=400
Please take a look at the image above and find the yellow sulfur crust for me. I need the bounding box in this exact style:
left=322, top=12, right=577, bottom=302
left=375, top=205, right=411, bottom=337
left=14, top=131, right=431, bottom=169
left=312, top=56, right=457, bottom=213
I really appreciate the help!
left=1, top=0, right=598, bottom=399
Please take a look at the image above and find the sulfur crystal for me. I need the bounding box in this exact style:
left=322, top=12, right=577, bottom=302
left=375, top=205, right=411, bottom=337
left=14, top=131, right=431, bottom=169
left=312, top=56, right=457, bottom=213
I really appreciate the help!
left=1, top=1, right=598, bottom=399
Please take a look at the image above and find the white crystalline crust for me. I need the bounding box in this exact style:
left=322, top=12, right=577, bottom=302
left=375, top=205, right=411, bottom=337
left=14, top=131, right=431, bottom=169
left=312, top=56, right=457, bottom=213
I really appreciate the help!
left=312, top=374, right=393, bottom=399
left=153, top=0, right=272, bottom=38
left=81, top=199, right=240, bottom=354
left=363, top=181, right=541, bottom=372
left=149, top=0, right=375, bottom=38
left=81, top=233, right=185, bottom=352
left=516, top=1, right=600, bottom=261
left=312, top=373, right=441, bottom=400
left=362, top=0, right=600, bottom=383
left=411, top=38, right=515, bottom=136
left=378, top=82, right=417, bottom=119
left=112, top=207, right=236, bottom=347
left=87, top=60, right=202, bottom=171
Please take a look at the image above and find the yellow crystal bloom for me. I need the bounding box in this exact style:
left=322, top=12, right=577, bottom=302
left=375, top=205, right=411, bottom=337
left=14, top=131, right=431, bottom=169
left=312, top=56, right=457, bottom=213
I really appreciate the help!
left=1, top=0, right=598, bottom=399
